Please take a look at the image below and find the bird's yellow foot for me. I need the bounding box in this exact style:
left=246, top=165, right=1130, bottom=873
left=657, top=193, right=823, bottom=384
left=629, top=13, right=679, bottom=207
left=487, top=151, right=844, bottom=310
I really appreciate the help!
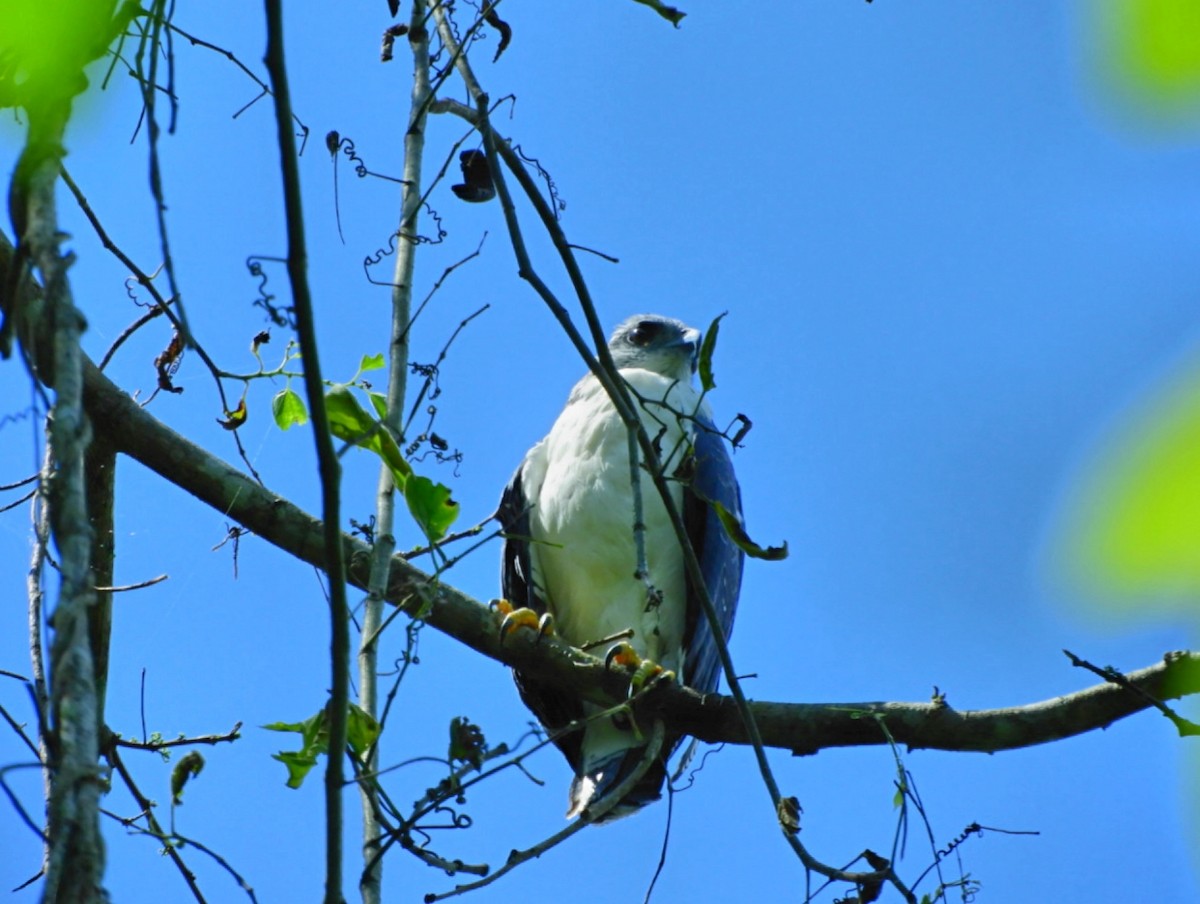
left=603, top=641, right=675, bottom=697
left=490, top=599, right=554, bottom=643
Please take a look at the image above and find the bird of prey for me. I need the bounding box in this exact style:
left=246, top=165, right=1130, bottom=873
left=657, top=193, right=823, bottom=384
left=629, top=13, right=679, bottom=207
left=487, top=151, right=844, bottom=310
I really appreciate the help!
left=498, top=313, right=743, bottom=820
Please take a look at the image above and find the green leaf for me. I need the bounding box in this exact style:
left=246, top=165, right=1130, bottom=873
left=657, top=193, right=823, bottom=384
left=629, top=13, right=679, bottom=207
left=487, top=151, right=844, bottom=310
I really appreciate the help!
left=265, top=710, right=329, bottom=789
left=405, top=474, right=460, bottom=542
left=715, top=501, right=788, bottom=561
left=0, top=0, right=142, bottom=113
left=698, top=312, right=726, bottom=393
left=631, top=0, right=686, bottom=27
left=325, top=383, right=375, bottom=439
left=1105, top=0, right=1200, bottom=109
left=325, top=384, right=411, bottom=486
left=368, top=391, right=389, bottom=421
left=264, top=703, right=379, bottom=789
left=272, top=750, right=320, bottom=790
left=359, top=352, right=386, bottom=373
left=1058, top=367, right=1200, bottom=600
left=170, top=750, right=205, bottom=804
left=346, top=703, right=381, bottom=757
left=272, top=387, right=308, bottom=430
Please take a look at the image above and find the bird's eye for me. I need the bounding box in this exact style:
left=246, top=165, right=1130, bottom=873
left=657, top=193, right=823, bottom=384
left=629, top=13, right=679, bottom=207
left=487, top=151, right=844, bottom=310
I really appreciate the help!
left=628, top=320, right=662, bottom=347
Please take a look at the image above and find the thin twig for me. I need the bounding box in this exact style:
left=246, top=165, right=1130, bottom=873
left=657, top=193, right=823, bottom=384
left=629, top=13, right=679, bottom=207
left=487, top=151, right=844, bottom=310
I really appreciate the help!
left=428, top=9, right=796, bottom=874
left=263, top=4, right=350, bottom=901
left=113, top=722, right=242, bottom=751
left=424, top=721, right=666, bottom=902
left=59, top=166, right=267, bottom=483
left=138, top=0, right=189, bottom=342
left=106, top=746, right=260, bottom=902
left=93, top=574, right=168, bottom=593
left=358, top=4, right=433, bottom=901
left=98, top=302, right=171, bottom=371
left=1065, top=648, right=1200, bottom=736
left=0, top=763, right=49, bottom=841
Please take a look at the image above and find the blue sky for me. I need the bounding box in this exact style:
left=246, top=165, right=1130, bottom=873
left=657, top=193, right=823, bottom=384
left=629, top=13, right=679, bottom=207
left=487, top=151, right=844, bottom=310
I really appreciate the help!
left=2, top=2, right=1199, bottom=902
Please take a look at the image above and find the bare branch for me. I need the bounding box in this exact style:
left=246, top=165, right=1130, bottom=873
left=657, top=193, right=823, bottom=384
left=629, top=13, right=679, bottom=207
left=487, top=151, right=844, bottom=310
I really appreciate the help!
left=262, top=4, right=350, bottom=902
left=65, top=337, right=1200, bottom=756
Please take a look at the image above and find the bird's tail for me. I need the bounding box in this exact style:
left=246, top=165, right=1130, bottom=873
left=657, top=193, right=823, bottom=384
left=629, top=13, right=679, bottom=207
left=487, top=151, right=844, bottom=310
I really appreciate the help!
left=566, top=748, right=666, bottom=822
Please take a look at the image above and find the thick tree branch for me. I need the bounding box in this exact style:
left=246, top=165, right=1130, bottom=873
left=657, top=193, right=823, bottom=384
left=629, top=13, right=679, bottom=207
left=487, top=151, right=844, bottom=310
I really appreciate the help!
left=14, top=96, right=107, bottom=902
left=2, top=227, right=1197, bottom=762
left=76, top=353, right=1200, bottom=756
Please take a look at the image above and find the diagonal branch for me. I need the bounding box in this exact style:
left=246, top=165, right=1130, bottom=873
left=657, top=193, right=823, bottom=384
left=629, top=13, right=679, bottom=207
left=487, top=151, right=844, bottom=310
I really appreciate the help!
left=4, top=226, right=1200, bottom=761
left=74, top=340, right=1200, bottom=756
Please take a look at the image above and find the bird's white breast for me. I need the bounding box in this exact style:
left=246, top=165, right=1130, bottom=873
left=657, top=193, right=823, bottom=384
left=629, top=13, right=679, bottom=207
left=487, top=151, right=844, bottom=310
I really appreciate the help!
left=522, top=368, right=704, bottom=673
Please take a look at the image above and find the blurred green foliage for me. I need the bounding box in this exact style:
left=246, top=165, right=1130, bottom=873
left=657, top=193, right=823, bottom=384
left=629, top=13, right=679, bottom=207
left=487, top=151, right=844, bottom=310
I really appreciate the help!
left=1092, top=0, right=1200, bottom=121
left=0, top=0, right=139, bottom=115
left=1060, top=367, right=1200, bottom=606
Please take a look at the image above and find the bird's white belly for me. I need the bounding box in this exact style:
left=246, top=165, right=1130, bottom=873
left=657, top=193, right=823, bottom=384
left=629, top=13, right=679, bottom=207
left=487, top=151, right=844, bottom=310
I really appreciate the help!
left=526, top=370, right=699, bottom=673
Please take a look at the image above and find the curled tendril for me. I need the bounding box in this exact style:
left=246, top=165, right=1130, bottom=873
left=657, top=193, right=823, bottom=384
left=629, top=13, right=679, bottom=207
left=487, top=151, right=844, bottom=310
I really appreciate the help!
left=937, top=823, right=983, bottom=861
left=422, top=805, right=474, bottom=832
left=362, top=212, right=448, bottom=287
left=333, top=133, right=407, bottom=184
left=363, top=231, right=403, bottom=286
left=670, top=742, right=726, bottom=794
left=124, top=275, right=148, bottom=307
left=402, top=397, right=463, bottom=475
left=513, top=143, right=565, bottom=216
left=0, top=405, right=35, bottom=431
left=245, top=255, right=293, bottom=327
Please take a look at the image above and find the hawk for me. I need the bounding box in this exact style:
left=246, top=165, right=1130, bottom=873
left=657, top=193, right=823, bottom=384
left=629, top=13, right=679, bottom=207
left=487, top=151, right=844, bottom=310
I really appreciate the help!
left=498, top=314, right=743, bottom=820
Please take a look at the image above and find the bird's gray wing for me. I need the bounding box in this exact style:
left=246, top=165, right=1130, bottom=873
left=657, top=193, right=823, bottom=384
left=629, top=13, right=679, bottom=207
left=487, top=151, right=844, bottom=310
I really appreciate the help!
left=497, top=465, right=586, bottom=771
left=681, top=420, right=744, bottom=695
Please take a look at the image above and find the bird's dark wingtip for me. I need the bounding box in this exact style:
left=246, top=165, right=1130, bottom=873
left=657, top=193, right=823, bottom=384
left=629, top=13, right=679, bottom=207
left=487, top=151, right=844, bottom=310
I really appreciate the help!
left=566, top=750, right=666, bottom=823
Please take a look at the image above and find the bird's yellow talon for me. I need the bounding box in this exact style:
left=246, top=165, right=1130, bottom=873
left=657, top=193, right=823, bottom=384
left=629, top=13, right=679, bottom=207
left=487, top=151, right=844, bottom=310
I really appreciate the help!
left=604, top=642, right=673, bottom=697
left=630, top=662, right=673, bottom=695
left=489, top=598, right=515, bottom=617
left=495, top=601, right=554, bottom=642
left=604, top=641, right=642, bottom=671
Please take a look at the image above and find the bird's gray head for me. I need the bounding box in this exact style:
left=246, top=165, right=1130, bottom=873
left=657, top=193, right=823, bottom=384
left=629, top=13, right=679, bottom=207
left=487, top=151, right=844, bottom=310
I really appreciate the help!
left=607, top=314, right=701, bottom=382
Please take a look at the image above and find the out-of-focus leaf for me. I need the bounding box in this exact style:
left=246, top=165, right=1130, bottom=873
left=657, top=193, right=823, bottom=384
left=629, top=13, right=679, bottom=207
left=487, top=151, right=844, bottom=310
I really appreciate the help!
left=698, top=312, right=725, bottom=392
left=631, top=0, right=686, bottom=27
left=405, top=474, right=459, bottom=542
left=1093, top=0, right=1200, bottom=122
left=715, top=501, right=788, bottom=561
left=217, top=398, right=248, bottom=431
left=484, top=7, right=512, bottom=63
left=171, top=750, right=205, bottom=804
left=1059, top=369, right=1200, bottom=598
left=0, top=0, right=141, bottom=112
left=346, top=703, right=381, bottom=757
left=272, top=387, right=308, bottom=430
left=448, top=716, right=486, bottom=769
